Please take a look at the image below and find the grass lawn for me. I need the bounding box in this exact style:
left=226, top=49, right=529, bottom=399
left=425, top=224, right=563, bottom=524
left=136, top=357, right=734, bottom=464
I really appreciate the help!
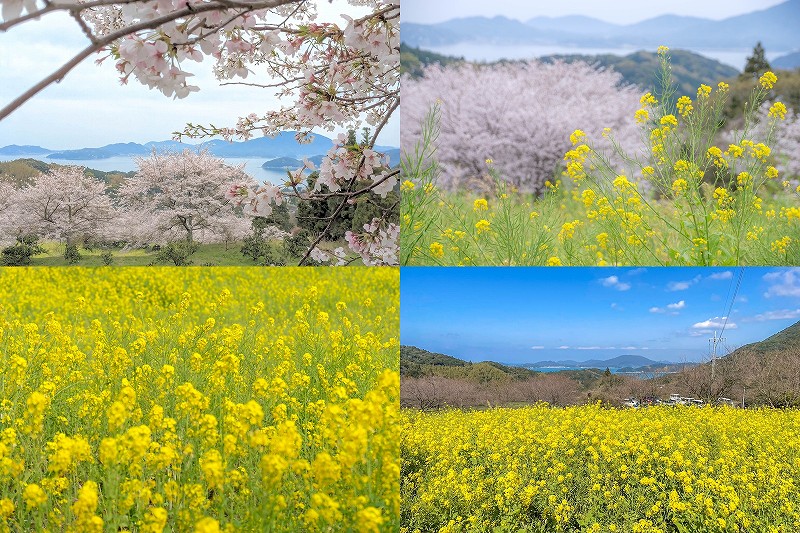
left=25, top=240, right=356, bottom=266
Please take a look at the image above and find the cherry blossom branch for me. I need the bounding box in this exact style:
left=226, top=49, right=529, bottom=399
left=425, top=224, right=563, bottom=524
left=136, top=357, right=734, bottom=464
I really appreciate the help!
left=0, top=0, right=295, bottom=120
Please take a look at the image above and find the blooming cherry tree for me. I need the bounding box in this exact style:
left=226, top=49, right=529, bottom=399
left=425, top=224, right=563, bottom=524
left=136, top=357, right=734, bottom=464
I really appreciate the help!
left=401, top=61, right=641, bottom=193
left=6, top=167, right=116, bottom=244
left=119, top=149, right=254, bottom=244
left=0, top=0, right=400, bottom=264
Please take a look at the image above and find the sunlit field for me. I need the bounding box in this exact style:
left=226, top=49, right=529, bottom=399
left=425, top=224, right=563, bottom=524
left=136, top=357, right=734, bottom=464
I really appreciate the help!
left=402, top=404, right=800, bottom=533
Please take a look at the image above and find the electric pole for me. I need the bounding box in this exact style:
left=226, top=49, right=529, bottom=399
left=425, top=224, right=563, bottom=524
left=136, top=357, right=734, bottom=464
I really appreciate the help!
left=709, top=331, right=724, bottom=382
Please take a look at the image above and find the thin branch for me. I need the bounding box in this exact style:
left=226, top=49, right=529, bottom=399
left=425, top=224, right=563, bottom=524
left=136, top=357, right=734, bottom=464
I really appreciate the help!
left=0, top=0, right=296, bottom=120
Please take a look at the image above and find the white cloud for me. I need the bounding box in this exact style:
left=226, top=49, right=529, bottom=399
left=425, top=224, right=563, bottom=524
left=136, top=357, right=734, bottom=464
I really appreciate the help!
left=600, top=276, right=631, bottom=291
left=692, top=317, right=737, bottom=329
left=576, top=346, right=603, bottom=350
left=763, top=270, right=800, bottom=298
left=708, top=271, right=733, bottom=280
left=558, top=345, right=570, bottom=349
left=621, top=346, right=638, bottom=350
left=667, top=275, right=702, bottom=291
left=531, top=345, right=545, bottom=350
left=748, top=309, right=800, bottom=322
left=651, top=300, right=685, bottom=313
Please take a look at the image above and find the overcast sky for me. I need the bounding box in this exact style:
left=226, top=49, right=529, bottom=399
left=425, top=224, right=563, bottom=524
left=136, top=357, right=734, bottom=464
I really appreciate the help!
left=402, top=0, right=787, bottom=25
left=0, top=1, right=399, bottom=150
left=402, top=268, right=800, bottom=364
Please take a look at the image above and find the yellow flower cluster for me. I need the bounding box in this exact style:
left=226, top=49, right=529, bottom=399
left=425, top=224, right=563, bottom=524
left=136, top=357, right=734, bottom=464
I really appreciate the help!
left=402, top=404, right=800, bottom=532
left=0, top=268, right=399, bottom=532
left=759, top=71, right=778, bottom=90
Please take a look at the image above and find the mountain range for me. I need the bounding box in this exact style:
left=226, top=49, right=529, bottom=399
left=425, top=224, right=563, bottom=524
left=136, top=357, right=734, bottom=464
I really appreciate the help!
left=523, top=355, right=667, bottom=369
left=0, top=133, right=399, bottom=162
left=400, top=345, right=693, bottom=376
left=402, top=0, right=800, bottom=60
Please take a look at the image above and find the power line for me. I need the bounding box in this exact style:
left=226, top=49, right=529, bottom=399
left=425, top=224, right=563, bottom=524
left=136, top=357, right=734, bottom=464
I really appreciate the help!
left=719, top=268, right=744, bottom=339
left=710, top=268, right=744, bottom=383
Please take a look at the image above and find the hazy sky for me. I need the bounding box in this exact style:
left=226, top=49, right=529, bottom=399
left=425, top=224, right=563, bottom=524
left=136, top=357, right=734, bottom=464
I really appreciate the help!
left=0, top=1, right=399, bottom=150
left=402, top=0, right=788, bottom=25
left=401, top=268, right=800, bottom=364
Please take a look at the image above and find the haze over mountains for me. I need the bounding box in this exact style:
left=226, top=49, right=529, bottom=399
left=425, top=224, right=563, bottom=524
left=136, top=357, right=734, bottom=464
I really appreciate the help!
left=402, top=0, right=800, bottom=64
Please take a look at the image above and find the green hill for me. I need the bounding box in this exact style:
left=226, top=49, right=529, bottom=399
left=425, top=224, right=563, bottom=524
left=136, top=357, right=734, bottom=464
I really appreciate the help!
left=0, top=158, right=134, bottom=188
left=402, top=45, right=741, bottom=100
left=400, top=43, right=464, bottom=78
left=538, top=49, right=740, bottom=97
left=727, top=320, right=800, bottom=358
left=400, top=345, right=537, bottom=381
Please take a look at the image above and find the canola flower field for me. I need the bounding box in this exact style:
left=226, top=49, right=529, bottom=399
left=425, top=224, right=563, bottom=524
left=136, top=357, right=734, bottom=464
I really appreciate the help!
left=402, top=60, right=799, bottom=267
left=0, top=267, right=399, bottom=532
left=401, top=404, right=800, bottom=533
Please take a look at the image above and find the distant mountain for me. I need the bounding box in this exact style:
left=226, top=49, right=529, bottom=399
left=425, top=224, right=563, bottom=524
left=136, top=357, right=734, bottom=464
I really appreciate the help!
left=538, top=50, right=739, bottom=96
left=525, top=15, right=620, bottom=37
left=0, top=145, right=53, bottom=156
left=523, top=354, right=669, bottom=370
left=1, top=132, right=339, bottom=161
left=2, top=135, right=401, bottom=166
left=773, top=50, right=800, bottom=69
left=402, top=44, right=738, bottom=96
left=623, top=15, right=710, bottom=40
left=262, top=157, right=302, bottom=169
left=402, top=0, right=800, bottom=53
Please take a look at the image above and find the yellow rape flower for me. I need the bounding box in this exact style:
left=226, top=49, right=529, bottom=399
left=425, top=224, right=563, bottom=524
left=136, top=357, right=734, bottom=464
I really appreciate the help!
left=759, top=71, right=778, bottom=89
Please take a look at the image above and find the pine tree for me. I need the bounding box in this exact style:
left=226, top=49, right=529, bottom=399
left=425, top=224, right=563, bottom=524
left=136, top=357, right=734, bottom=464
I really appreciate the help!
left=743, top=42, right=771, bottom=79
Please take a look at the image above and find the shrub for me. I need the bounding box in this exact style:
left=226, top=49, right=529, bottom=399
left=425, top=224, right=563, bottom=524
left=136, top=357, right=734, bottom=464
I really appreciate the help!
left=1, top=235, right=45, bottom=266
left=151, top=241, right=198, bottom=266
left=63, top=243, right=82, bottom=264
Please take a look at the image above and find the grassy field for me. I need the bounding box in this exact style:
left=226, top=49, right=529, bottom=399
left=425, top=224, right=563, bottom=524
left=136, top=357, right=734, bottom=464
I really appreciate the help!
left=19, top=240, right=353, bottom=267
left=0, top=268, right=399, bottom=532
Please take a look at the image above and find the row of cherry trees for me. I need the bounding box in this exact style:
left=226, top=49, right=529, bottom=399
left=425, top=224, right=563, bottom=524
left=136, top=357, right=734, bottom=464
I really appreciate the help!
left=0, top=150, right=286, bottom=249
left=0, top=0, right=400, bottom=265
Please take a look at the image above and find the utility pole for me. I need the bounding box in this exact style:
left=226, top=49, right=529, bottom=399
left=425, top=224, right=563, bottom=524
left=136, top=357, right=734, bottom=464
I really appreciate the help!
left=709, top=331, right=724, bottom=382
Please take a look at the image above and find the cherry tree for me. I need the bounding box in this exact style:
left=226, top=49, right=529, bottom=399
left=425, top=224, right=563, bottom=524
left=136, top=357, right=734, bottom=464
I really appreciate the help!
left=118, top=149, right=254, bottom=244
left=401, top=61, right=642, bottom=193
left=4, top=166, right=116, bottom=244
left=766, top=106, right=800, bottom=179
left=0, top=0, right=400, bottom=265
left=0, top=181, right=22, bottom=244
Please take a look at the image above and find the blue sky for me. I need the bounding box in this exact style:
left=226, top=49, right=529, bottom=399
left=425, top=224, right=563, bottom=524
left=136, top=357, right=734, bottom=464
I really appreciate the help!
left=0, top=1, right=399, bottom=150
left=401, top=267, right=800, bottom=364
left=401, top=0, right=787, bottom=25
